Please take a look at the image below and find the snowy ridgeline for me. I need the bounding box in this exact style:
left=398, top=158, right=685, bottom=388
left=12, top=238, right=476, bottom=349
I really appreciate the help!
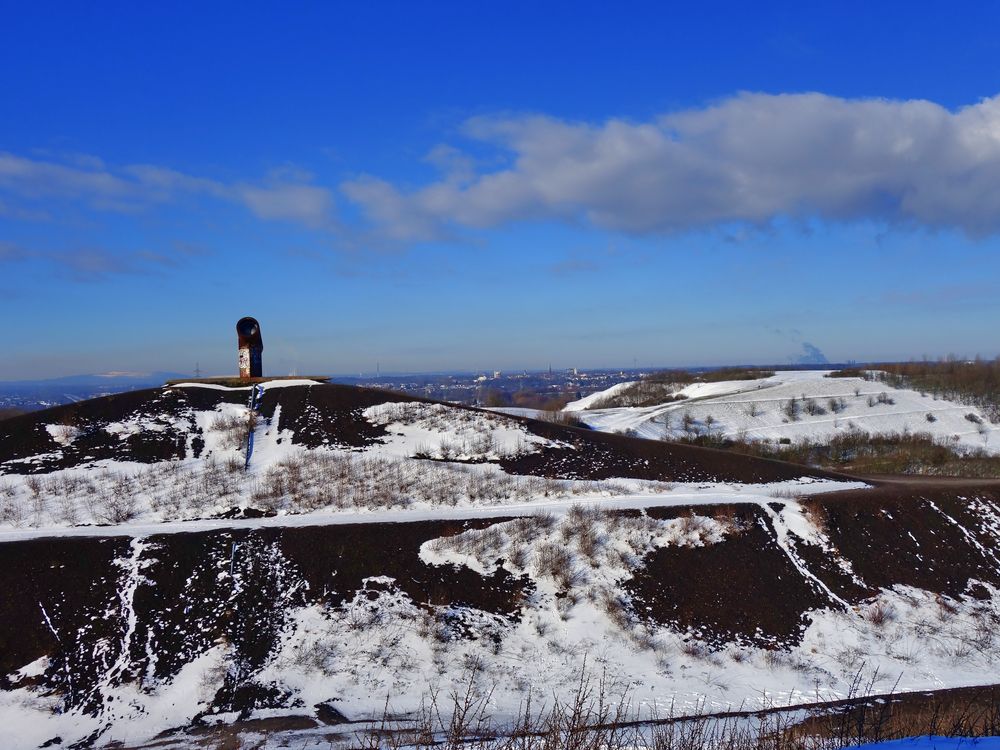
left=3, top=497, right=1000, bottom=749
left=566, top=370, right=1000, bottom=454
left=0, top=382, right=862, bottom=536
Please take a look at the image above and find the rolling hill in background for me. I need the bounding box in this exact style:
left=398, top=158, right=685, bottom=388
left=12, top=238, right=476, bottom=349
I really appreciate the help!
left=566, top=370, right=1000, bottom=454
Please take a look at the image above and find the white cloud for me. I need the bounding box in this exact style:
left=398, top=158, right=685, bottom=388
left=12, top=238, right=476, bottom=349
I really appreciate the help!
left=0, top=152, right=136, bottom=202
left=236, top=182, right=335, bottom=228
left=0, top=152, right=335, bottom=229
left=7, top=92, right=1000, bottom=242
left=342, top=92, right=1000, bottom=238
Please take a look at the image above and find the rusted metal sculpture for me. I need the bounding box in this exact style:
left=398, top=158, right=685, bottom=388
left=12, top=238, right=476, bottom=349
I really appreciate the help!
left=236, top=317, right=263, bottom=379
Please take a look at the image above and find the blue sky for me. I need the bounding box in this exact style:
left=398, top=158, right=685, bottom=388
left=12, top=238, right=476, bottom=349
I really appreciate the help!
left=2, top=1, right=1000, bottom=379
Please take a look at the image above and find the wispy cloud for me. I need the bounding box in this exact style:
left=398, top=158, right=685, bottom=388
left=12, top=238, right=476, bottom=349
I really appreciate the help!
left=342, top=92, right=1000, bottom=240
left=877, top=283, right=1000, bottom=310
left=0, top=240, right=33, bottom=262
left=548, top=258, right=600, bottom=276
left=0, top=152, right=336, bottom=229
left=53, top=246, right=199, bottom=282
left=0, top=240, right=203, bottom=282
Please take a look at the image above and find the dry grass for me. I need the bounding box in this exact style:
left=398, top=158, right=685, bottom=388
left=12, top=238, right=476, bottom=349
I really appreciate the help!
left=342, top=665, right=1000, bottom=750
left=0, top=445, right=641, bottom=528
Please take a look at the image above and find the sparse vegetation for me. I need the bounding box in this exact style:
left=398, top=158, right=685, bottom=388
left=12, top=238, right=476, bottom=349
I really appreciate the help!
left=825, top=368, right=871, bottom=379
left=483, top=388, right=577, bottom=411
left=587, top=368, right=775, bottom=409
left=674, top=428, right=1000, bottom=477
left=0, top=446, right=653, bottom=528
left=803, top=398, right=826, bottom=416
left=874, top=357, right=1000, bottom=422
left=645, top=367, right=777, bottom=384
left=588, top=382, right=689, bottom=409
left=344, top=667, right=1000, bottom=750
left=782, top=397, right=801, bottom=421
left=209, top=411, right=252, bottom=451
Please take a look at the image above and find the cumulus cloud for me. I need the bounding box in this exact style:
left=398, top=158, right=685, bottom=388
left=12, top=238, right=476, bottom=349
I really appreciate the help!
left=342, top=92, right=1000, bottom=239
left=0, top=152, right=335, bottom=228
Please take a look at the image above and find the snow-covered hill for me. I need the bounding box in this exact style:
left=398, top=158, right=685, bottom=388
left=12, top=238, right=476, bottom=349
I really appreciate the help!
left=566, top=370, right=1000, bottom=453
left=1, top=381, right=999, bottom=748
left=0, top=380, right=851, bottom=537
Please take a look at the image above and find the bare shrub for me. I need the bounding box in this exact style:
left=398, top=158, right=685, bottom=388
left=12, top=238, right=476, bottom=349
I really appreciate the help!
left=287, top=639, right=340, bottom=675
left=0, top=492, right=25, bottom=526
left=936, top=594, right=959, bottom=620
left=763, top=649, right=790, bottom=669
left=769, top=488, right=802, bottom=499
left=864, top=600, right=896, bottom=627
left=804, top=398, right=827, bottom=416
left=682, top=640, right=709, bottom=659
left=783, top=398, right=801, bottom=421
left=598, top=590, right=633, bottom=630
left=209, top=411, right=250, bottom=450
left=536, top=542, right=584, bottom=589
left=25, top=475, right=42, bottom=499
left=711, top=505, right=739, bottom=534
left=54, top=491, right=78, bottom=525
left=89, top=473, right=140, bottom=524
left=678, top=511, right=708, bottom=535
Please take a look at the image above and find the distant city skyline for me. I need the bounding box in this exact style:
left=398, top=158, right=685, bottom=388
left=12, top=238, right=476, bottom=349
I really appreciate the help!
left=3, top=3, right=1000, bottom=379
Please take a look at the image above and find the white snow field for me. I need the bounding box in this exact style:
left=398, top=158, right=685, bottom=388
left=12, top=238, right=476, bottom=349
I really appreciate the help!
left=566, top=370, right=1000, bottom=453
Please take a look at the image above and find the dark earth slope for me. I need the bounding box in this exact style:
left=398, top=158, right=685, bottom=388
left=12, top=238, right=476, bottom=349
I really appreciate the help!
left=2, top=483, right=1000, bottom=729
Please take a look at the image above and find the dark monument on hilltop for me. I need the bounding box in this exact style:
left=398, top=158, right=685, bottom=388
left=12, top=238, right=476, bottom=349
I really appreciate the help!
left=236, top=317, right=263, bottom=379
